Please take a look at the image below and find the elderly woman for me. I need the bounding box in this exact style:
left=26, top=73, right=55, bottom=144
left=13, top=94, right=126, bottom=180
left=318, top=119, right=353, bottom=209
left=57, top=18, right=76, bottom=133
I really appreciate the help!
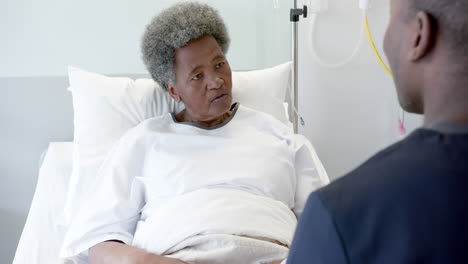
left=61, top=2, right=328, bottom=264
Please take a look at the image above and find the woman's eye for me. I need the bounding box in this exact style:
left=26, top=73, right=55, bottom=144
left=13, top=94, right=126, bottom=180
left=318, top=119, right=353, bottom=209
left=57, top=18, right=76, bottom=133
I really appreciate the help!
left=216, top=62, right=225, bottom=69
left=192, top=73, right=202, bottom=80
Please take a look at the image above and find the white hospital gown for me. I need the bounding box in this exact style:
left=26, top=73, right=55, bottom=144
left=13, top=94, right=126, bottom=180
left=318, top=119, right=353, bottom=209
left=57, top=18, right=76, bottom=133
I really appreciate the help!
left=60, top=104, right=329, bottom=263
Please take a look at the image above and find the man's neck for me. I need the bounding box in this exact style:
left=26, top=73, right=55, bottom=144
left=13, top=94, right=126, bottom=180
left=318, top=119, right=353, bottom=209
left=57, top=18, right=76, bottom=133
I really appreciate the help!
left=425, top=121, right=468, bottom=134
left=423, top=84, right=468, bottom=126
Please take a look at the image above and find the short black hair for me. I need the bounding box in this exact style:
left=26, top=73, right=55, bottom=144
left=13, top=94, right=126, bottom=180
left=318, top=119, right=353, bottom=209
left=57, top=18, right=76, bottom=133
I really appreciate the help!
left=409, top=0, right=468, bottom=58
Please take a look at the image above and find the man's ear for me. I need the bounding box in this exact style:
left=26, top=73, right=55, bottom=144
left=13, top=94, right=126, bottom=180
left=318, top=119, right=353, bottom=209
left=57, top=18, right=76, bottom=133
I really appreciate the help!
left=409, top=11, right=435, bottom=61
left=166, top=83, right=181, bottom=102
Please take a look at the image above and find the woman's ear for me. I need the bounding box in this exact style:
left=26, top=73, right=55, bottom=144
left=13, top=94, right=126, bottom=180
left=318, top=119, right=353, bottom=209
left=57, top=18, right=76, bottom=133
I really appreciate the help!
left=166, top=83, right=181, bottom=102
left=409, top=11, right=435, bottom=61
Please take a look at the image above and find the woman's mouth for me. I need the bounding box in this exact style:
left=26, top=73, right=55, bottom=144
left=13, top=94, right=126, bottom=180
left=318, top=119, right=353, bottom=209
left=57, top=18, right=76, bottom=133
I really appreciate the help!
left=212, top=94, right=228, bottom=103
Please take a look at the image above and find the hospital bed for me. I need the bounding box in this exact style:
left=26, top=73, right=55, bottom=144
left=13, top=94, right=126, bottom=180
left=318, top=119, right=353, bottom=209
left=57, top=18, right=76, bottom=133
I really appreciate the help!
left=12, top=61, right=328, bottom=264
left=13, top=142, right=74, bottom=264
left=14, top=139, right=326, bottom=264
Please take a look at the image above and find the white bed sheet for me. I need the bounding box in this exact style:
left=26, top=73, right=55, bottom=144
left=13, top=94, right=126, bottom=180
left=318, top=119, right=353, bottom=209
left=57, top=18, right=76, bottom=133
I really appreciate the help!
left=13, top=142, right=73, bottom=264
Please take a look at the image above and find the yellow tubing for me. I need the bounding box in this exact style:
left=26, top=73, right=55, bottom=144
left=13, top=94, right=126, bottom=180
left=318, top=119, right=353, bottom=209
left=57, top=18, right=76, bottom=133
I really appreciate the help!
left=364, top=15, right=394, bottom=78
left=365, top=14, right=408, bottom=135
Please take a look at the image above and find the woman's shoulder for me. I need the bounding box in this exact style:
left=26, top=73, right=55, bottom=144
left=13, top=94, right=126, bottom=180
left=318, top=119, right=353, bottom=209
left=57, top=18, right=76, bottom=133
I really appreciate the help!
left=139, top=113, right=173, bottom=129
left=119, top=113, right=173, bottom=141
left=236, top=104, right=294, bottom=135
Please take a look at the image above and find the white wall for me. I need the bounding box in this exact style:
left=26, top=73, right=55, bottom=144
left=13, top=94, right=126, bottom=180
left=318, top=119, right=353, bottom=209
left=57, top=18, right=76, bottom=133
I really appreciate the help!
left=297, top=0, right=423, bottom=180
left=1, top=0, right=291, bottom=77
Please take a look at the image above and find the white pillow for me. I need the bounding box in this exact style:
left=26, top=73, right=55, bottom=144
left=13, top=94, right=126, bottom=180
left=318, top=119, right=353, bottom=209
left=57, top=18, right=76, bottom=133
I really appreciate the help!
left=63, top=67, right=183, bottom=225
left=232, top=61, right=292, bottom=125
left=63, top=62, right=292, bottom=225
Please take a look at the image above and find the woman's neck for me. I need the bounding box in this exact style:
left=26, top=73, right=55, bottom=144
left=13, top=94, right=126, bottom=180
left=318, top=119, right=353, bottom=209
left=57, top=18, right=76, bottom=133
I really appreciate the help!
left=176, top=110, right=232, bottom=127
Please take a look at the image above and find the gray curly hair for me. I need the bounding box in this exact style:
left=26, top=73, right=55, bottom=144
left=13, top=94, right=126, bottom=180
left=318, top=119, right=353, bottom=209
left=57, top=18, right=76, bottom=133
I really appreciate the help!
left=141, top=2, right=230, bottom=89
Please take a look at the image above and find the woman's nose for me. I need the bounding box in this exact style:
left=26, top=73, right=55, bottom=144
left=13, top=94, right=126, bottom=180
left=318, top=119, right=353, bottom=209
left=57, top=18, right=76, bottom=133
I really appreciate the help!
left=207, top=74, right=224, bottom=90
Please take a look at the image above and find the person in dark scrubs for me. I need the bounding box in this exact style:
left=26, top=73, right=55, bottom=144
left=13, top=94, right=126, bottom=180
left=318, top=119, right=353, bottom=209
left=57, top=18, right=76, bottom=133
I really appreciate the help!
left=287, top=0, right=468, bottom=263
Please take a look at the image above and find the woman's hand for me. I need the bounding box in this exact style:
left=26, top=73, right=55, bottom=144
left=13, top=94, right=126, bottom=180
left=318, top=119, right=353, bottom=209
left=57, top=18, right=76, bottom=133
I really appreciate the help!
left=138, top=253, right=188, bottom=264
left=89, top=241, right=188, bottom=264
left=267, top=259, right=285, bottom=264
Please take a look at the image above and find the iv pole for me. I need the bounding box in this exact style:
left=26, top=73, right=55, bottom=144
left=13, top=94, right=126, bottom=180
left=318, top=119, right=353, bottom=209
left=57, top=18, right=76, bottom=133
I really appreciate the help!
left=290, top=1, right=307, bottom=133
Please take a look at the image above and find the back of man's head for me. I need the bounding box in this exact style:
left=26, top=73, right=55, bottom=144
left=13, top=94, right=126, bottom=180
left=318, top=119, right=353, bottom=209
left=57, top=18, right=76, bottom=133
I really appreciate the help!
left=408, top=0, right=468, bottom=67
left=384, top=0, right=468, bottom=122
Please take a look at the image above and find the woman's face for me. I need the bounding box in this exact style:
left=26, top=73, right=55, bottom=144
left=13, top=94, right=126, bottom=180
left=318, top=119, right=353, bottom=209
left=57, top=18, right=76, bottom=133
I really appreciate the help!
left=168, top=35, right=233, bottom=122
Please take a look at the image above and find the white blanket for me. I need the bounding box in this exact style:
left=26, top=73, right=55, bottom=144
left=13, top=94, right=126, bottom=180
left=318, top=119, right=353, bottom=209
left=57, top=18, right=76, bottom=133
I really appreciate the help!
left=132, top=188, right=296, bottom=256
left=165, top=234, right=288, bottom=264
